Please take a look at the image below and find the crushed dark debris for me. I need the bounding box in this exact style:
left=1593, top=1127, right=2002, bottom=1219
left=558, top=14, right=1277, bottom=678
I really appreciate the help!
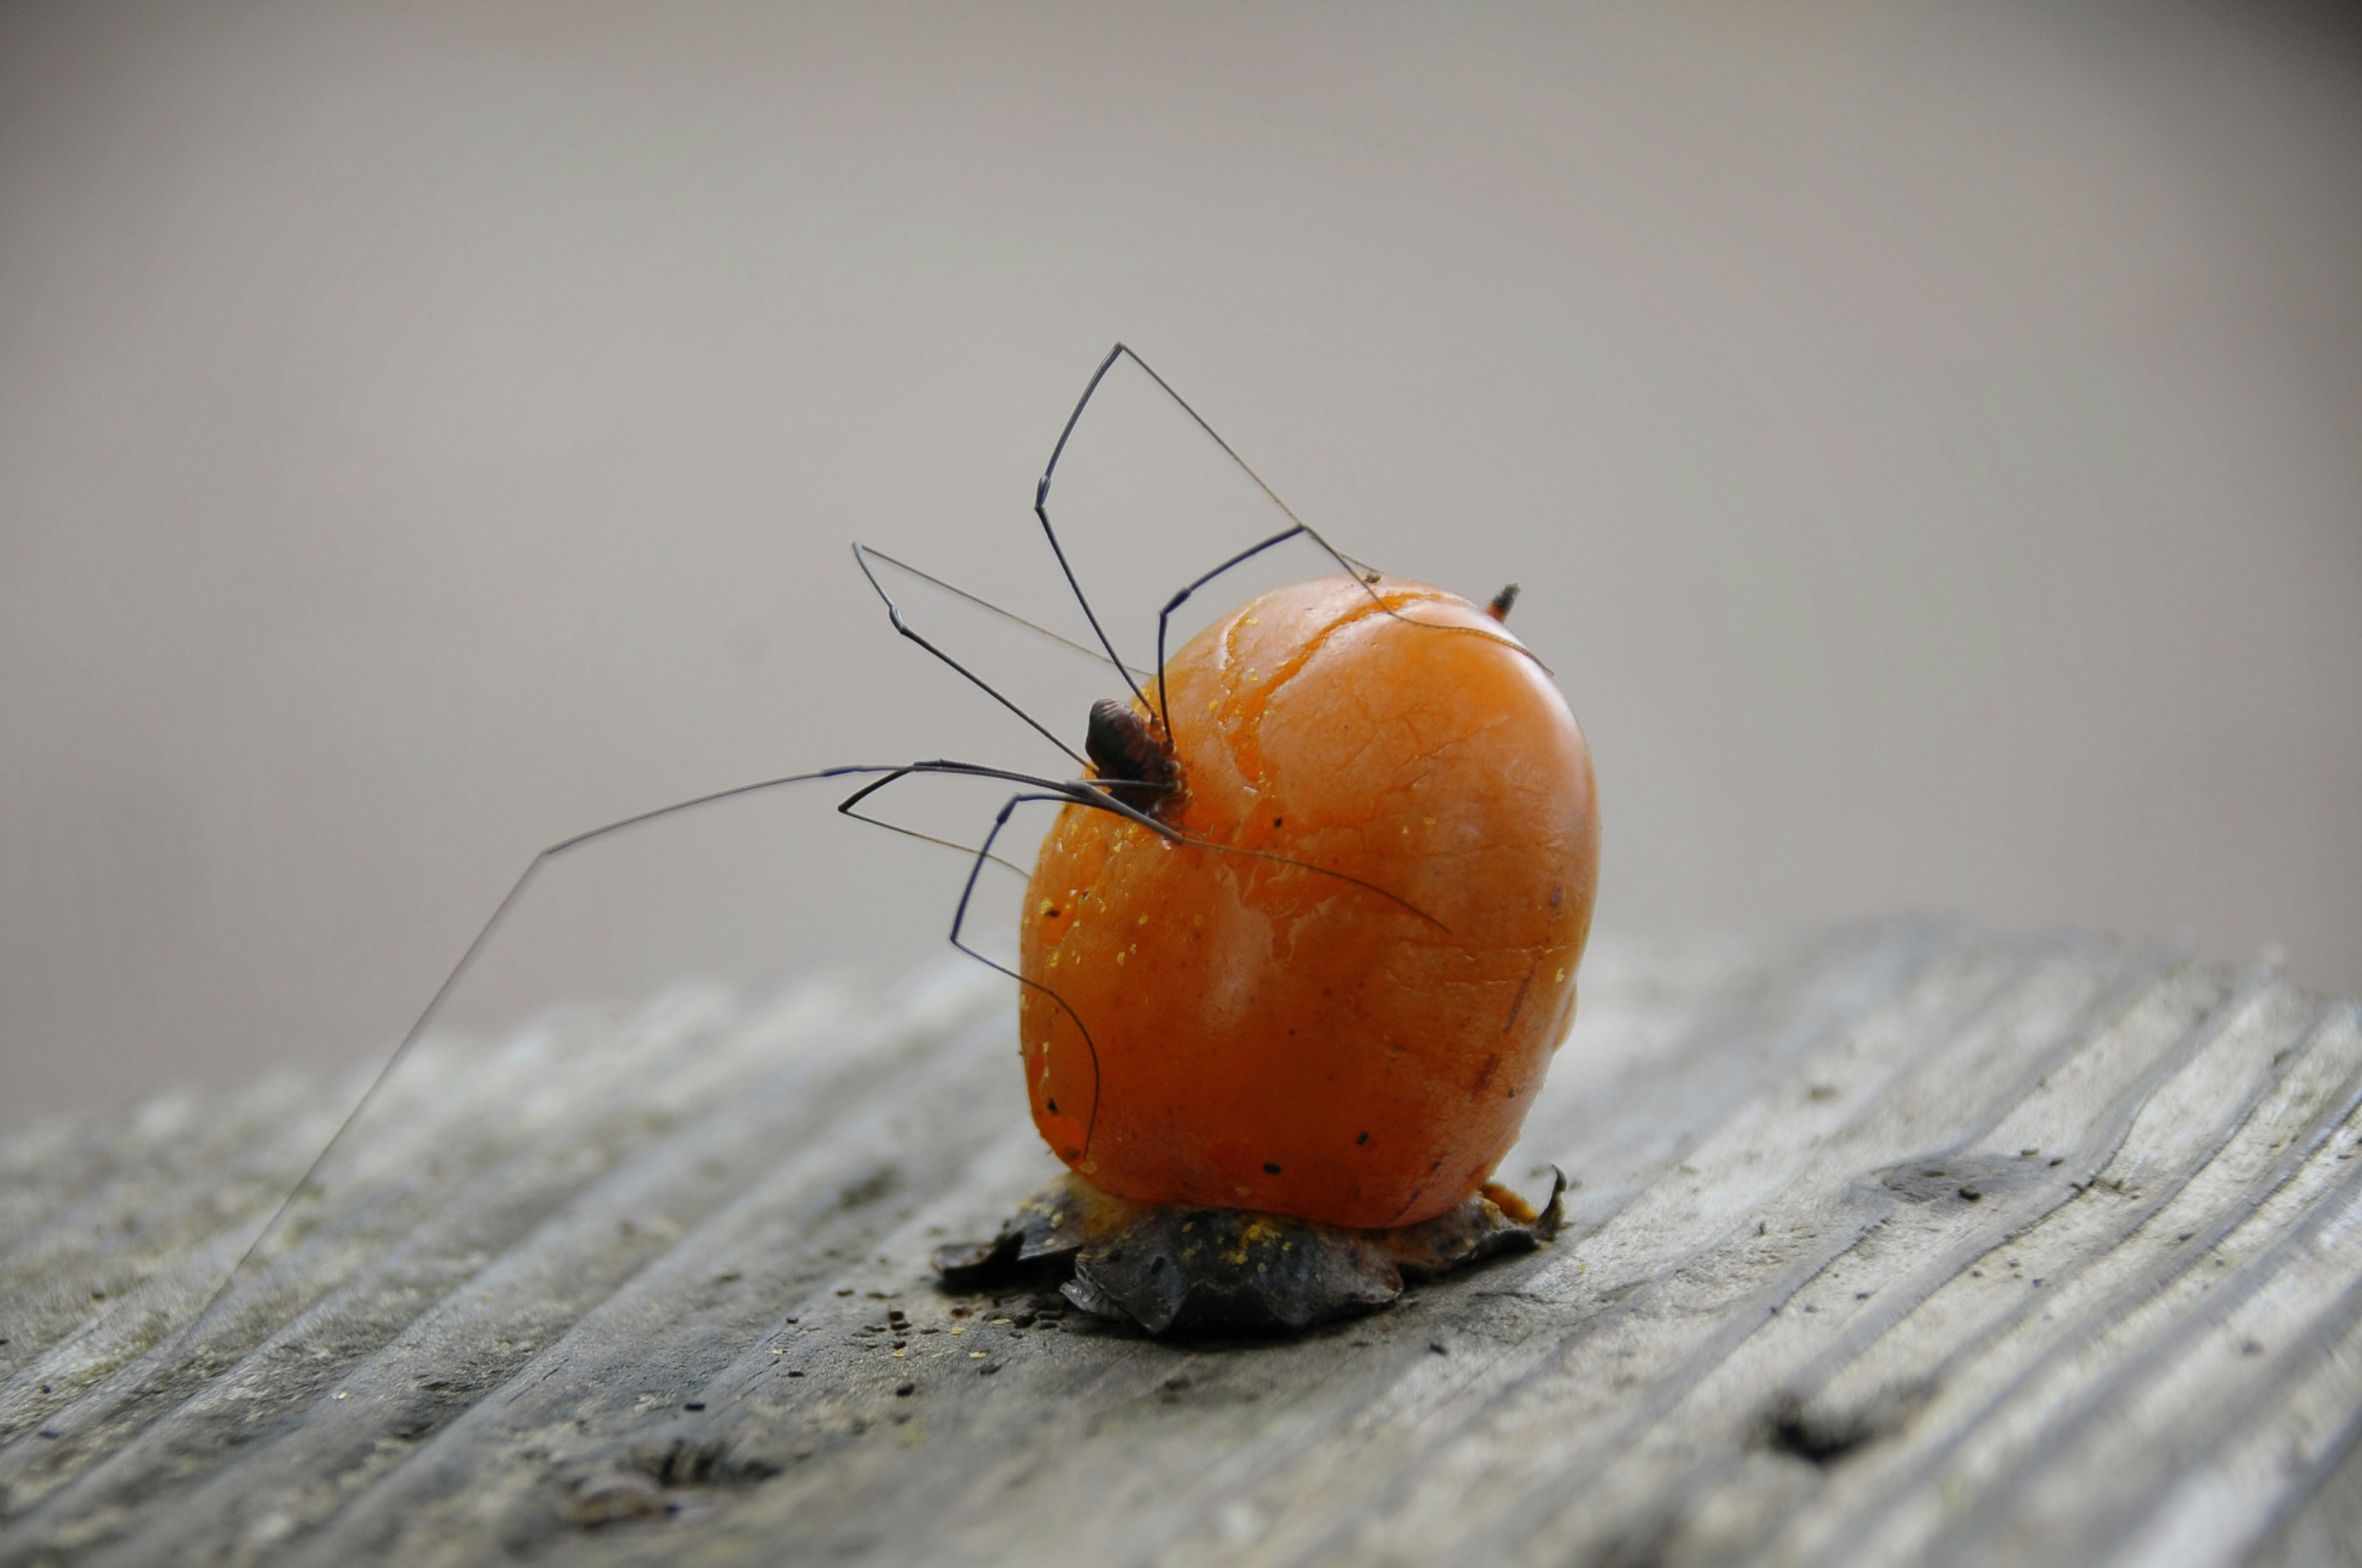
left=934, top=1169, right=1565, bottom=1336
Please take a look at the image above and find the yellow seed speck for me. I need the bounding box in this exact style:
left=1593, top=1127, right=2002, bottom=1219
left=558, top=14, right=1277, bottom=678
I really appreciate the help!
left=1245, top=616, right=1259, bottom=624
left=1115, top=950, right=1127, bottom=965
left=950, top=1324, right=965, bottom=1335
left=1555, top=968, right=1567, bottom=983
left=993, top=1318, right=1014, bottom=1325
left=892, top=1349, right=906, bottom=1358
left=1424, top=817, right=1436, bottom=826
left=1138, top=913, right=1149, bottom=925
left=970, top=1351, right=987, bottom=1359
left=1039, top=899, right=1057, bottom=917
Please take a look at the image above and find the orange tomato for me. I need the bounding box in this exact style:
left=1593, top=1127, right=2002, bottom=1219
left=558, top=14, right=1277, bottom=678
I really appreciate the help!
left=1019, top=574, right=1598, bottom=1228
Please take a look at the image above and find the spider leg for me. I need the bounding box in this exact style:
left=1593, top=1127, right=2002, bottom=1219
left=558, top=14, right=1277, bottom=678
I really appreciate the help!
left=186, top=756, right=1155, bottom=1338
left=1036, top=344, right=1357, bottom=706
left=835, top=770, right=1028, bottom=878
left=1033, top=345, right=1153, bottom=711
left=1037, top=344, right=1457, bottom=742
left=1150, top=524, right=1306, bottom=742
left=1168, top=830, right=1447, bottom=931
left=946, top=792, right=1105, bottom=1157
left=851, top=543, right=1088, bottom=768
left=855, top=544, right=1150, bottom=680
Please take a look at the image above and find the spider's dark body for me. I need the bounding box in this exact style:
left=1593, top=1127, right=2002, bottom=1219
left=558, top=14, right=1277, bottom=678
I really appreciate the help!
left=1083, top=697, right=1185, bottom=820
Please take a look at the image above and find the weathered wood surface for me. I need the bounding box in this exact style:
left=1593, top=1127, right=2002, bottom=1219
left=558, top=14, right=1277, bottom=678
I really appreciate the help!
left=3, top=920, right=2361, bottom=1566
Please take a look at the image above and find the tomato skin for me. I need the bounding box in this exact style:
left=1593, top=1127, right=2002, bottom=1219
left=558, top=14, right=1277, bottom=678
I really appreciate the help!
left=1020, top=574, right=1598, bottom=1229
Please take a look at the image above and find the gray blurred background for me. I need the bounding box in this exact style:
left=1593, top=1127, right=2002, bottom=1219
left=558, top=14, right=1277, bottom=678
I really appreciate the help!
left=3, top=0, right=2358, bottom=1123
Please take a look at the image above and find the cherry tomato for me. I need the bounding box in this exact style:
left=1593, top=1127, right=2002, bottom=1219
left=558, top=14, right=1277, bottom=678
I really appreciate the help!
left=1021, top=573, right=1598, bottom=1228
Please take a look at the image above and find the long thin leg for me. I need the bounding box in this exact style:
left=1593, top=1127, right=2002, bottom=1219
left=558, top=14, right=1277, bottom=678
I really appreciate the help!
left=1033, top=345, right=1151, bottom=708
left=852, top=543, right=1087, bottom=768
left=184, top=754, right=1160, bottom=1338
left=859, top=764, right=1436, bottom=927
left=857, top=545, right=1149, bottom=681
left=1168, top=828, right=1445, bottom=930
left=1150, top=524, right=1308, bottom=745
left=933, top=791, right=1443, bottom=1162
left=188, top=746, right=1428, bottom=1341
left=876, top=763, right=1436, bottom=926
left=1040, top=344, right=1318, bottom=544
left=836, top=771, right=1027, bottom=877
left=1033, top=344, right=1406, bottom=733
left=946, top=792, right=1104, bottom=1156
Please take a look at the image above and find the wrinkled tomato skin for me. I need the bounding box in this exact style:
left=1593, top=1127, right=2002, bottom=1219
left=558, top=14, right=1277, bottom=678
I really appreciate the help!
left=1020, top=575, right=1599, bottom=1229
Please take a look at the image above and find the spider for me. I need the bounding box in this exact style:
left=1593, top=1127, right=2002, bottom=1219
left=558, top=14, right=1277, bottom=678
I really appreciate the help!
left=212, top=344, right=1597, bottom=1329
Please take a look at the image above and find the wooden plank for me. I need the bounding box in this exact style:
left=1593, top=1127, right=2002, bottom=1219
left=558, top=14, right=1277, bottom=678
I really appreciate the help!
left=1, top=921, right=2358, bottom=1565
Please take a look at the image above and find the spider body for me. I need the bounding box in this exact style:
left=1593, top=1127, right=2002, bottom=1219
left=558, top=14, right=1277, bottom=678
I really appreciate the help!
left=1081, top=698, right=1184, bottom=818
left=1022, top=574, right=1598, bottom=1229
